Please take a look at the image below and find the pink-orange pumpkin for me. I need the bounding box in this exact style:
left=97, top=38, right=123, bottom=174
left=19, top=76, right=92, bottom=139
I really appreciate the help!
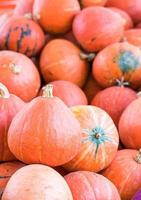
left=14, top=0, right=34, bottom=17
left=65, top=171, right=121, bottom=200
left=102, top=149, right=141, bottom=200
left=63, top=105, right=119, bottom=172
left=123, top=29, right=141, bottom=48
left=91, top=86, right=137, bottom=127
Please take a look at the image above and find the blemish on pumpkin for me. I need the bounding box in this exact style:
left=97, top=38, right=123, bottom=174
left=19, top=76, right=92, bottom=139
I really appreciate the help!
left=91, top=37, right=96, bottom=42
left=5, top=28, right=12, bottom=49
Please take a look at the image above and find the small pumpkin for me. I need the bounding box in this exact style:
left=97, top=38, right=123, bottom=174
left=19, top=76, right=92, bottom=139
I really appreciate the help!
left=0, top=50, right=40, bottom=102
left=2, top=164, right=73, bottom=200
left=0, top=83, right=25, bottom=162
left=132, top=189, right=141, bottom=200
left=72, top=7, right=124, bottom=52
left=102, top=149, right=141, bottom=200
left=93, top=42, right=141, bottom=89
left=40, top=39, right=89, bottom=88
left=0, top=17, right=45, bottom=57
left=14, top=0, right=34, bottom=17
left=39, top=81, right=88, bottom=107
left=65, top=171, right=121, bottom=200
left=63, top=105, right=119, bottom=172
left=8, top=85, right=81, bottom=166
left=33, top=0, right=80, bottom=34
left=91, top=86, right=137, bottom=127
left=80, top=0, right=107, bottom=7
left=123, top=29, right=141, bottom=48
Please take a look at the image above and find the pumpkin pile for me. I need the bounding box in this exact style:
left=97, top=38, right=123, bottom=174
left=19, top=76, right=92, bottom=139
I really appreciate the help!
left=0, top=0, right=141, bottom=199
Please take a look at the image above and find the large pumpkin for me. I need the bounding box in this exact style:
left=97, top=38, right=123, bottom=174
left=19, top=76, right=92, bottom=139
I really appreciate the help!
left=119, top=96, right=141, bottom=149
left=0, top=17, right=45, bottom=57
left=2, top=164, right=73, bottom=200
left=8, top=85, right=81, bottom=166
left=72, top=7, right=124, bottom=52
left=40, top=39, right=89, bottom=88
left=63, top=105, right=119, bottom=172
left=65, top=171, right=121, bottom=200
left=123, top=29, right=141, bottom=48
left=93, top=42, right=141, bottom=89
left=33, top=0, right=80, bottom=34
left=0, top=83, right=25, bottom=161
left=39, top=81, right=88, bottom=107
left=91, top=86, right=137, bottom=127
left=80, top=0, right=107, bottom=7
left=0, top=161, right=25, bottom=197
left=106, top=0, right=141, bottom=24
left=132, top=189, right=141, bottom=200
left=102, top=149, right=141, bottom=200
left=14, top=0, right=34, bottom=17
left=0, top=50, right=40, bottom=102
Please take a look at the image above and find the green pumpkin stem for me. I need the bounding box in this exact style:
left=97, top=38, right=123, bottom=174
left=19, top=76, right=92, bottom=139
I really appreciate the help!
left=135, top=149, right=141, bottom=164
left=0, top=83, right=10, bottom=98
left=80, top=52, right=95, bottom=62
left=42, top=84, right=53, bottom=98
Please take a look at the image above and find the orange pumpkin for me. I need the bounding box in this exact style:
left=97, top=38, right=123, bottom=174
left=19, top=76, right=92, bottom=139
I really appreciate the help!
left=0, top=50, right=40, bottom=102
left=119, top=96, right=141, bottom=149
left=106, top=0, right=141, bottom=24
left=63, top=105, right=119, bottom=172
left=93, top=42, right=141, bottom=89
left=102, top=149, right=141, bottom=200
left=8, top=85, right=81, bottom=166
left=14, top=0, right=34, bottom=17
left=0, top=17, right=45, bottom=57
left=2, top=164, right=73, bottom=200
left=39, top=81, right=88, bottom=107
left=0, top=83, right=25, bottom=162
left=73, top=7, right=124, bottom=52
left=40, top=39, right=89, bottom=88
left=0, top=161, right=25, bottom=197
left=83, top=74, right=102, bottom=104
left=123, top=29, right=141, bottom=48
left=65, top=171, right=121, bottom=200
left=108, top=7, right=133, bottom=30
left=91, top=86, right=137, bottom=127
left=80, top=0, right=107, bottom=7
left=33, top=0, right=80, bottom=34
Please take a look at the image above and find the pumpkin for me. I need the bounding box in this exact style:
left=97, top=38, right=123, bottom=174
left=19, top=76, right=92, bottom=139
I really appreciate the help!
left=40, top=39, right=89, bottom=88
left=0, top=83, right=25, bottom=161
left=8, top=85, right=81, bottom=166
left=0, top=161, right=25, bottom=197
left=91, top=86, right=137, bottom=127
left=63, top=105, right=119, bottom=172
left=102, top=149, right=141, bottom=200
left=0, top=50, right=40, bottom=102
left=39, top=81, right=88, bottom=107
left=108, top=7, right=133, bottom=30
left=33, top=0, right=80, bottom=34
left=106, top=0, right=141, bottom=24
left=72, top=7, right=124, bottom=52
left=123, top=29, right=141, bottom=48
left=65, top=171, right=121, bottom=200
left=119, top=95, right=141, bottom=149
left=0, top=17, right=45, bottom=57
left=93, top=42, right=141, bottom=89
left=83, top=74, right=102, bottom=104
left=2, top=164, right=73, bottom=200
left=14, top=0, right=34, bottom=17
left=132, top=189, right=141, bottom=200
left=80, top=0, right=107, bottom=7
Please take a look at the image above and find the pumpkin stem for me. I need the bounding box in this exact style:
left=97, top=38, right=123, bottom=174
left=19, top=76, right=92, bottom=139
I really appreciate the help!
left=116, top=76, right=129, bottom=87
left=135, top=149, right=141, bottom=164
left=80, top=52, right=95, bottom=62
left=24, top=13, right=32, bottom=19
left=0, top=83, right=10, bottom=98
left=42, top=84, right=53, bottom=98
left=10, top=63, right=21, bottom=74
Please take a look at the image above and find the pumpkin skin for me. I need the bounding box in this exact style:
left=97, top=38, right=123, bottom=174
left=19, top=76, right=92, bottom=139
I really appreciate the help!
left=33, top=0, right=80, bottom=34
left=83, top=74, right=102, bottom=104
left=0, top=17, right=45, bottom=57
left=65, top=171, right=121, bottom=200
left=91, top=86, right=137, bottom=127
left=73, top=7, right=124, bottom=52
left=80, top=0, right=107, bottom=7
left=14, top=0, right=34, bottom=17
left=106, top=0, right=141, bottom=24
left=2, top=164, right=73, bottom=200
left=39, top=81, right=88, bottom=107
left=40, top=39, right=89, bottom=88
left=0, top=50, right=40, bottom=102
left=123, top=29, right=141, bottom=48
left=109, top=7, right=133, bottom=30
left=0, top=83, right=25, bottom=162
left=93, top=42, right=141, bottom=89
left=63, top=105, right=119, bottom=172
left=8, top=85, right=81, bottom=166
left=102, top=149, right=141, bottom=200
left=132, top=189, right=141, bottom=200
left=0, top=161, right=25, bottom=197
left=119, top=97, right=141, bottom=149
